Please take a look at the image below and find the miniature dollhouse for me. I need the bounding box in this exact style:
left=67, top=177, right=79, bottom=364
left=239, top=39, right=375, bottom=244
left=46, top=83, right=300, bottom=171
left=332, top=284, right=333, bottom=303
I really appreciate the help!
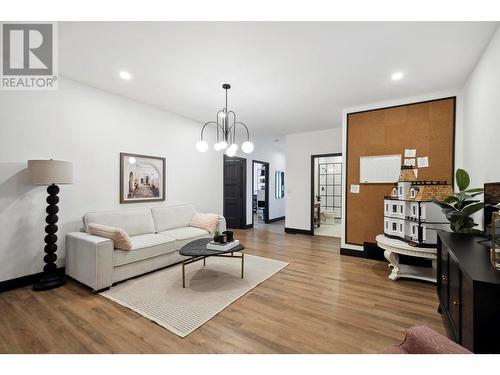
left=383, top=166, right=453, bottom=247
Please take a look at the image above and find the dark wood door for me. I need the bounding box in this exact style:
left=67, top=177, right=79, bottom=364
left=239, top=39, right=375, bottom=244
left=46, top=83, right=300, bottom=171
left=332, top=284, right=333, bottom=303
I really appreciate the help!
left=223, top=156, right=246, bottom=229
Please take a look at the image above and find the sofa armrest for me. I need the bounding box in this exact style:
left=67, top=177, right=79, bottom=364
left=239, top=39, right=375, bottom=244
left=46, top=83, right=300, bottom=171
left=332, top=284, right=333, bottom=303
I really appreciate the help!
left=383, top=325, right=471, bottom=354
left=65, top=232, right=114, bottom=292
left=217, top=215, right=227, bottom=233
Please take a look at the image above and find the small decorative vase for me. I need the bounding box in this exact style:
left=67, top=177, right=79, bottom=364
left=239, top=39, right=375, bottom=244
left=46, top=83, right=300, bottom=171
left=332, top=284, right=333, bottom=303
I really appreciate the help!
left=218, top=234, right=227, bottom=244
left=223, top=230, right=234, bottom=242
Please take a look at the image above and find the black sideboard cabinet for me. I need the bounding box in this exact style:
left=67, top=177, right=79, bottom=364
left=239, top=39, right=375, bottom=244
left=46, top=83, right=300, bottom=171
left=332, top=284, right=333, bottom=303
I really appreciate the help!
left=437, top=232, right=500, bottom=353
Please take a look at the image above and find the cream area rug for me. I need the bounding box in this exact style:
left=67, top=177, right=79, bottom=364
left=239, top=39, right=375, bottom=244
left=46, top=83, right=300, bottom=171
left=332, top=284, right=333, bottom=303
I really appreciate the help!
left=100, top=254, right=288, bottom=337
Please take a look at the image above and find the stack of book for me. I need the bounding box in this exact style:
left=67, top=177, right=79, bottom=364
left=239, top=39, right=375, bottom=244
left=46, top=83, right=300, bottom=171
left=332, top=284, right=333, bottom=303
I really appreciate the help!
left=206, top=239, right=240, bottom=251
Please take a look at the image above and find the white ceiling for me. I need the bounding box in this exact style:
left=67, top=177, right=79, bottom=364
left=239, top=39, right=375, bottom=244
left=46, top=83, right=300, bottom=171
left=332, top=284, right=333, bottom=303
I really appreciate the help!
left=59, top=22, right=498, bottom=139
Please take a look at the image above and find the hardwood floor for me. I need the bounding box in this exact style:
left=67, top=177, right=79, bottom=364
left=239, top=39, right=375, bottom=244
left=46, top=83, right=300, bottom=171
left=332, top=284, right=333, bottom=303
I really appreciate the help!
left=0, top=221, right=444, bottom=353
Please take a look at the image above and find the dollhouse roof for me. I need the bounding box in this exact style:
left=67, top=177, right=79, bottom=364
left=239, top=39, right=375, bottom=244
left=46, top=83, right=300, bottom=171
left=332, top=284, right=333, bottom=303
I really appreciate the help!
left=406, top=182, right=453, bottom=201
left=398, top=166, right=417, bottom=182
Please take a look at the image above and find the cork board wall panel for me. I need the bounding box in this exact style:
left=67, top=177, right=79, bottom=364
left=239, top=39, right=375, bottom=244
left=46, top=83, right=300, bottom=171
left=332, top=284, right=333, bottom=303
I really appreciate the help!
left=345, top=97, right=455, bottom=246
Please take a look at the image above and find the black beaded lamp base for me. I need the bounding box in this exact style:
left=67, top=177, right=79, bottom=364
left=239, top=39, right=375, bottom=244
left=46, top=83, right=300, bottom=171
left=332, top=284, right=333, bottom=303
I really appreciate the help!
left=33, top=273, right=66, bottom=291
left=33, top=183, right=66, bottom=292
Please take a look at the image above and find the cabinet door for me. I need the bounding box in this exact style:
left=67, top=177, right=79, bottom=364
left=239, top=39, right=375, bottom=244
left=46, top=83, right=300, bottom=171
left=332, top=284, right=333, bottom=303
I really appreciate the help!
left=448, top=255, right=461, bottom=341
left=460, top=272, right=474, bottom=351
left=439, top=246, right=449, bottom=310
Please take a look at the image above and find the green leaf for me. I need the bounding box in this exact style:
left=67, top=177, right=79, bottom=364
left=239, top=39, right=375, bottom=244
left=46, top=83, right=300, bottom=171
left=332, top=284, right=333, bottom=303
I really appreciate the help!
left=456, top=168, right=470, bottom=192
left=455, top=191, right=473, bottom=201
left=464, top=188, right=484, bottom=193
left=459, top=228, right=483, bottom=234
left=433, top=200, right=457, bottom=211
left=469, top=192, right=484, bottom=197
left=446, top=210, right=465, bottom=222
left=444, top=196, right=459, bottom=204
left=462, top=202, right=484, bottom=216
left=455, top=200, right=480, bottom=210
left=452, top=216, right=476, bottom=232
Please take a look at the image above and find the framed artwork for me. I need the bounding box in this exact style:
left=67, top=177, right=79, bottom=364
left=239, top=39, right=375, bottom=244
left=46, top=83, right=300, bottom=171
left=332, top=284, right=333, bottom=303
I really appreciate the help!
left=120, top=152, right=166, bottom=203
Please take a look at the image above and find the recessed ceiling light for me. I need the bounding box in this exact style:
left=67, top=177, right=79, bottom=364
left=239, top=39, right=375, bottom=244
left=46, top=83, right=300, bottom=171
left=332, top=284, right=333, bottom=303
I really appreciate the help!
left=391, top=72, right=404, bottom=81
left=119, top=71, right=132, bottom=81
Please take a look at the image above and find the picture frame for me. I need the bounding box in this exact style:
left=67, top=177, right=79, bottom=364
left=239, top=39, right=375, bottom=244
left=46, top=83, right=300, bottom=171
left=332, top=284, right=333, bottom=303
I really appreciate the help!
left=120, top=152, right=166, bottom=203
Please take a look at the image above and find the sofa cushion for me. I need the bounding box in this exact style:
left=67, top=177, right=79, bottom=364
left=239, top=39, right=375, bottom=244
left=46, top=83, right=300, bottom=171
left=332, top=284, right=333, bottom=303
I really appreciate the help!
left=113, top=233, right=176, bottom=266
left=151, top=205, right=196, bottom=232
left=84, top=208, right=155, bottom=237
left=160, top=227, right=209, bottom=241
left=160, top=227, right=210, bottom=249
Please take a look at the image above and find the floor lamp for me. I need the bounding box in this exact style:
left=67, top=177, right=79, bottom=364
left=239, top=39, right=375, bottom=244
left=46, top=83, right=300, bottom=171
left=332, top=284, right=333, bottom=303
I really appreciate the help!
left=28, top=159, right=73, bottom=291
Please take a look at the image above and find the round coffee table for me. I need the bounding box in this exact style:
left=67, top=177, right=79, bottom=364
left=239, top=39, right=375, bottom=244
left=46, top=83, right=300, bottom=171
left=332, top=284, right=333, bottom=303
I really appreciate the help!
left=179, top=238, right=245, bottom=288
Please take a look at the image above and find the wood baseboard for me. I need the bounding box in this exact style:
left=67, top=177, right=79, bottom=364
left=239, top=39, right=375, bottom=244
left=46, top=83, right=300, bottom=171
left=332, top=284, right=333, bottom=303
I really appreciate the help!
left=0, top=267, right=65, bottom=293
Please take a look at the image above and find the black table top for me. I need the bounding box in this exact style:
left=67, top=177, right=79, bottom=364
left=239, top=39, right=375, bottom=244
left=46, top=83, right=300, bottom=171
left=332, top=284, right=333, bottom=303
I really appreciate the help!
left=179, top=238, right=245, bottom=257
left=438, top=231, right=500, bottom=284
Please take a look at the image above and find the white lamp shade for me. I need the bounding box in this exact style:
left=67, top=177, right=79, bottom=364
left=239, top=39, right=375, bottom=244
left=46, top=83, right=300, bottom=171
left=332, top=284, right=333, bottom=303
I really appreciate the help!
left=28, top=160, right=73, bottom=185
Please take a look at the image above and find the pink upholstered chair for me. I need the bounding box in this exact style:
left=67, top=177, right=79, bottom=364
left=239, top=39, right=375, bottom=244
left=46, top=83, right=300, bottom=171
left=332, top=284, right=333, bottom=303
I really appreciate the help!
left=382, top=325, right=471, bottom=354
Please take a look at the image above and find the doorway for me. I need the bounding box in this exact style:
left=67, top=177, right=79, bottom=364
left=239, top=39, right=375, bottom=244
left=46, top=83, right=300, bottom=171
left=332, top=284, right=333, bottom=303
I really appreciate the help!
left=311, top=153, right=342, bottom=237
left=223, top=155, right=247, bottom=229
left=252, top=160, right=269, bottom=225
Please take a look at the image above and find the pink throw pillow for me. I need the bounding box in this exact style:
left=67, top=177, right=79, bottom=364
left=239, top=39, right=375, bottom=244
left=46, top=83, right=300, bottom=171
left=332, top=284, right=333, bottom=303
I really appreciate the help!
left=190, top=212, right=220, bottom=234
left=87, top=223, right=133, bottom=250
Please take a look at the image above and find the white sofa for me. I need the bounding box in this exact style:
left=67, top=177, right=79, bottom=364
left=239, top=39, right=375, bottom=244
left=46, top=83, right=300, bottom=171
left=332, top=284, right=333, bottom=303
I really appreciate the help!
left=65, top=205, right=226, bottom=292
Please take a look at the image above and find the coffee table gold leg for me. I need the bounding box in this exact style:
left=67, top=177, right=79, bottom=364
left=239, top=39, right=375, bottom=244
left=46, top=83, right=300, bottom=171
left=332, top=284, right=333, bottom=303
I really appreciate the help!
left=182, top=261, right=186, bottom=288
left=241, top=253, right=244, bottom=278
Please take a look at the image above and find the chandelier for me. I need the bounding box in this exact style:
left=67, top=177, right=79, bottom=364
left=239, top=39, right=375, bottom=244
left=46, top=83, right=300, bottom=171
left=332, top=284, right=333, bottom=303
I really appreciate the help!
left=195, top=83, right=254, bottom=156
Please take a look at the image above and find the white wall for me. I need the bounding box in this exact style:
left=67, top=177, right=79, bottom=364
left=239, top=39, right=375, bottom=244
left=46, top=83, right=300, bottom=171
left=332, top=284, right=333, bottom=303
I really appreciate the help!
left=285, top=128, right=342, bottom=231
left=340, top=89, right=461, bottom=251
left=234, top=141, right=286, bottom=225
left=462, top=26, right=500, bottom=189
left=0, top=78, right=223, bottom=282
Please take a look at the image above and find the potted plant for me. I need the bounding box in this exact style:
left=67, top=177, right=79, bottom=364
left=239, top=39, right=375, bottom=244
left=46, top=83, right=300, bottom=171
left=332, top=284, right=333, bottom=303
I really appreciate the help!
left=213, top=230, right=220, bottom=242
left=433, top=169, right=484, bottom=234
